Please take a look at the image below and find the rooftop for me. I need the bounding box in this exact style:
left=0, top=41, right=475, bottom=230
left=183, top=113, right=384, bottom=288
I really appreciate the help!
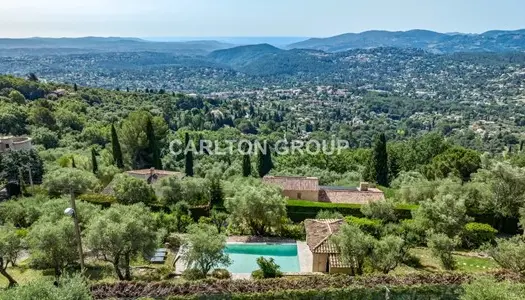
left=304, top=219, right=343, bottom=254
left=263, top=175, right=319, bottom=191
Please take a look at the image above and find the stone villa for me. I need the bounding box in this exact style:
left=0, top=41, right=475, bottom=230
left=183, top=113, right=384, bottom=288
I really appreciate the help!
left=263, top=176, right=385, bottom=204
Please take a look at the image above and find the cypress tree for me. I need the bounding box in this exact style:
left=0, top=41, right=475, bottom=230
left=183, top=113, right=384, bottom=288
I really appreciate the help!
left=91, top=148, right=98, bottom=174
left=257, top=142, right=273, bottom=178
left=242, top=153, right=251, bottom=177
left=146, top=118, right=162, bottom=169
left=184, top=132, right=194, bottom=177
left=73, top=83, right=78, bottom=91
left=520, top=140, right=524, bottom=152
left=372, top=133, right=389, bottom=186
left=71, top=156, right=76, bottom=168
left=111, top=123, right=124, bottom=168
left=209, top=178, right=224, bottom=207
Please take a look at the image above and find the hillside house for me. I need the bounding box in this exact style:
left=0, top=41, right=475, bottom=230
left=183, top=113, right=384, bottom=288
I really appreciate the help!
left=103, top=168, right=184, bottom=195
left=263, top=176, right=384, bottom=204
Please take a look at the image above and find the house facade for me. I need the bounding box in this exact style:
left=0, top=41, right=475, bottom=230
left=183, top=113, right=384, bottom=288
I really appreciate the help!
left=0, top=136, right=32, bottom=153
left=304, top=219, right=352, bottom=274
left=263, top=176, right=385, bottom=204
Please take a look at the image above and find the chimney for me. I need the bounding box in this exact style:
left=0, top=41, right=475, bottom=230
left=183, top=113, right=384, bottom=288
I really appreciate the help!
left=359, top=182, right=369, bottom=192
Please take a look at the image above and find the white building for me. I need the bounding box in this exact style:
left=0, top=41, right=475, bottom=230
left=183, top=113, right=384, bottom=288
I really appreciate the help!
left=0, top=136, right=32, bottom=153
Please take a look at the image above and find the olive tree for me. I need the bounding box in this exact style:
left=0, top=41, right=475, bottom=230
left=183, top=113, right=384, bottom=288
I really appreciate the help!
left=224, top=184, right=287, bottom=235
left=85, top=204, right=157, bottom=280
left=112, top=174, right=156, bottom=205
left=487, top=236, right=525, bottom=274
left=331, top=223, right=374, bottom=275
left=0, top=225, right=23, bottom=287
left=370, top=235, right=405, bottom=274
left=28, top=218, right=78, bottom=280
left=181, top=223, right=231, bottom=277
left=43, top=168, right=99, bottom=196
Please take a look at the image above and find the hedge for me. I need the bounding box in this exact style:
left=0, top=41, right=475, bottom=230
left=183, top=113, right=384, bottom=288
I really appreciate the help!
left=165, top=284, right=463, bottom=300
left=462, top=222, right=497, bottom=249
left=286, top=200, right=416, bottom=222
left=90, top=273, right=469, bottom=299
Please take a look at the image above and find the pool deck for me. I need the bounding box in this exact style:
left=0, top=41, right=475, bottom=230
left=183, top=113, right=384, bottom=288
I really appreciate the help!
left=176, top=237, right=314, bottom=279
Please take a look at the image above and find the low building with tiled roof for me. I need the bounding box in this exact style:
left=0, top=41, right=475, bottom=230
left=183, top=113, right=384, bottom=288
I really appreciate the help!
left=264, top=176, right=384, bottom=204
left=304, top=219, right=352, bottom=274
left=263, top=175, right=319, bottom=201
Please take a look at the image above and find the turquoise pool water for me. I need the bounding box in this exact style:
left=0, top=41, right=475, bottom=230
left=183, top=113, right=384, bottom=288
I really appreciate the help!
left=224, top=243, right=300, bottom=273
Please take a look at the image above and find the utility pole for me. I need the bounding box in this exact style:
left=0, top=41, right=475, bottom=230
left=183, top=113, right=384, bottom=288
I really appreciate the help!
left=69, top=188, right=85, bottom=274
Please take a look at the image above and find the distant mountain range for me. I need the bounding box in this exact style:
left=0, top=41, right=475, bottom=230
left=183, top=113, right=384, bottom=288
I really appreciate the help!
left=1, top=29, right=525, bottom=58
left=287, top=29, right=525, bottom=53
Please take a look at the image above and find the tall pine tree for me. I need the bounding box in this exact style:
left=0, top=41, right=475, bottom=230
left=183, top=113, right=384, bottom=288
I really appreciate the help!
left=146, top=117, right=162, bottom=169
left=111, top=123, right=124, bottom=168
left=91, top=148, right=98, bottom=174
left=371, top=133, right=389, bottom=186
left=184, top=132, right=194, bottom=177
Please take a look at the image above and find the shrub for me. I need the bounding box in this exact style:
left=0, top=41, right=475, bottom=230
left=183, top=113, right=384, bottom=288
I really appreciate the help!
left=165, top=233, right=183, bottom=249
left=277, top=220, right=305, bottom=240
left=211, top=268, right=231, bottom=280
left=252, top=257, right=282, bottom=279
left=345, top=216, right=382, bottom=237
left=0, top=274, right=91, bottom=300
left=487, top=236, right=525, bottom=274
left=461, top=277, right=525, bottom=300
left=316, top=210, right=344, bottom=219
left=182, top=268, right=206, bottom=281
left=462, top=222, right=497, bottom=249
left=78, top=193, right=117, bottom=206
left=360, top=200, right=397, bottom=222
left=427, top=233, right=459, bottom=270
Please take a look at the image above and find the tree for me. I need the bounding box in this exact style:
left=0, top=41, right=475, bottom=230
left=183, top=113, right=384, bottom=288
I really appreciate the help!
left=425, top=147, right=481, bottom=182
left=0, top=274, right=92, bottom=300
left=28, top=218, right=78, bottom=280
left=370, top=235, right=405, bottom=274
left=225, top=184, right=287, bottom=235
left=371, top=133, right=389, bottom=186
left=112, top=174, right=156, bottom=205
left=0, top=149, right=44, bottom=183
left=332, top=223, right=374, bottom=275
left=85, top=204, right=157, bottom=280
left=27, top=73, right=39, bottom=82
left=315, top=210, right=343, bottom=219
left=487, top=236, right=525, bottom=275
left=185, top=132, right=194, bottom=176
left=360, top=200, right=397, bottom=223
left=256, top=143, right=273, bottom=178
left=461, top=277, right=525, bottom=300
left=209, top=177, right=224, bottom=207
left=0, top=225, right=23, bottom=288
left=0, top=102, right=28, bottom=135
left=111, top=123, right=124, bottom=168
left=252, top=257, right=282, bottom=279
left=181, top=223, right=231, bottom=277
left=8, top=90, right=26, bottom=105
left=427, top=233, right=459, bottom=270
left=242, top=153, right=252, bottom=177
left=71, top=156, right=76, bottom=168
left=159, top=176, right=210, bottom=207
left=43, top=168, right=98, bottom=197
left=146, top=117, right=162, bottom=169
left=91, top=148, right=98, bottom=174
left=414, top=193, right=470, bottom=238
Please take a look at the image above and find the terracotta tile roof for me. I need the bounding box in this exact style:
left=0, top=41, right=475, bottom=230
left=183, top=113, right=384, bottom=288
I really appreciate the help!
left=319, top=188, right=384, bottom=204
left=263, top=176, right=319, bottom=191
left=329, top=253, right=352, bottom=268
left=304, top=219, right=343, bottom=254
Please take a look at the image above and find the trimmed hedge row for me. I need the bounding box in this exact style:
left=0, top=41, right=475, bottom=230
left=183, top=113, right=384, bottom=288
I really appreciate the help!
left=166, top=284, right=463, bottom=300
left=286, top=200, right=416, bottom=222
left=90, top=273, right=469, bottom=299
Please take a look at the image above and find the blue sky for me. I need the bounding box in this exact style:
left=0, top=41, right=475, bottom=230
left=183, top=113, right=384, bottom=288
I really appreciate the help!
left=1, top=0, right=524, bottom=38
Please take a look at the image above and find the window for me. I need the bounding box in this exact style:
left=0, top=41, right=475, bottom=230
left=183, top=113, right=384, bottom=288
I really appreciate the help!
left=5, top=144, right=9, bottom=149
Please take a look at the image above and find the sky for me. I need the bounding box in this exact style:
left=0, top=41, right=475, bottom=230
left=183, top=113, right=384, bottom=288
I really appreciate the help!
left=1, top=0, right=524, bottom=38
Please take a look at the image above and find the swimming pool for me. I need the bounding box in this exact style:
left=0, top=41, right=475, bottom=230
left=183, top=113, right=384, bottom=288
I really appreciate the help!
left=224, top=243, right=300, bottom=273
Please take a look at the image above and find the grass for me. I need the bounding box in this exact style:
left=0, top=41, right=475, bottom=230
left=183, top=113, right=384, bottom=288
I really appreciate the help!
left=396, top=248, right=499, bottom=274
